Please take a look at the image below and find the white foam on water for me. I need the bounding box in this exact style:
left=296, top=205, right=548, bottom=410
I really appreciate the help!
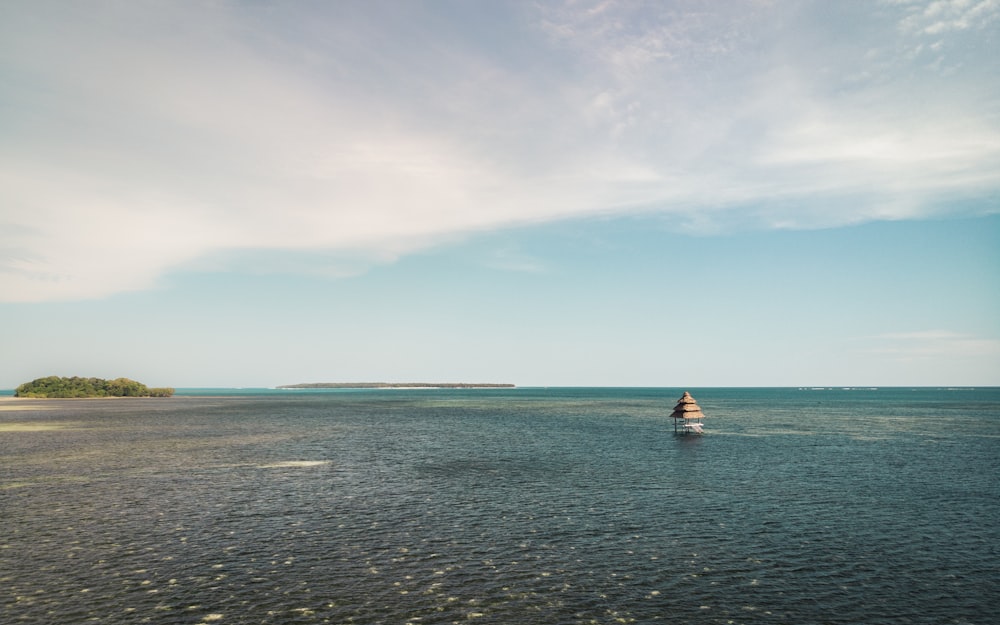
left=258, top=460, right=331, bottom=469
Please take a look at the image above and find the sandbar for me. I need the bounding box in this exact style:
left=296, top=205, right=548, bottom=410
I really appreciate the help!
left=0, top=422, right=75, bottom=431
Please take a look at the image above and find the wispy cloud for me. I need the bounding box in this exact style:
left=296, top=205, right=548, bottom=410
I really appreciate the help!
left=481, top=246, right=550, bottom=274
left=1, top=0, right=998, bottom=301
left=863, top=330, right=1000, bottom=360
left=896, top=0, right=1000, bottom=35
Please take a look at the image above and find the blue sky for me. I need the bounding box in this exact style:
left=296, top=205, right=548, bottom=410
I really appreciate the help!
left=1, top=0, right=998, bottom=387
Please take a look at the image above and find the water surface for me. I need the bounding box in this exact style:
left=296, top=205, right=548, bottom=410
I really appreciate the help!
left=2, top=388, right=998, bottom=624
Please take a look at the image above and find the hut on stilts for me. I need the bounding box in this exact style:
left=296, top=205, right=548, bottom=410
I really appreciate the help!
left=671, top=391, right=706, bottom=434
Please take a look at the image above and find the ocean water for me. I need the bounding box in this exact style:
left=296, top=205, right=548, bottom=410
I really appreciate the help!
left=1, top=387, right=998, bottom=624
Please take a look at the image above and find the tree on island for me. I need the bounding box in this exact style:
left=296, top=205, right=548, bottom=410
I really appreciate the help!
left=14, top=376, right=174, bottom=398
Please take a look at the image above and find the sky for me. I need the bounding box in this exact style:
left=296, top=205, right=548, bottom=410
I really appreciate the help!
left=1, top=0, right=999, bottom=388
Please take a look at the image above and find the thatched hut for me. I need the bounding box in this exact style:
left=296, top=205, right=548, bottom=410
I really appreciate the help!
left=671, top=391, right=705, bottom=434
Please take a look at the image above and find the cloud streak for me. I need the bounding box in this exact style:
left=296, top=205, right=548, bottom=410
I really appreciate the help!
left=1, top=0, right=998, bottom=301
left=863, top=330, right=1000, bottom=361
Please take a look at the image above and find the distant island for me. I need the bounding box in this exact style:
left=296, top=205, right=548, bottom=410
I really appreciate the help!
left=14, top=376, right=175, bottom=398
left=278, top=382, right=516, bottom=389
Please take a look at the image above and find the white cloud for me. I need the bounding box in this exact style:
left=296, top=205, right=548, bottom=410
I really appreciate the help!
left=863, top=330, right=1000, bottom=360
left=897, top=0, right=1000, bottom=33
left=481, top=246, right=549, bottom=274
left=1, top=0, right=998, bottom=301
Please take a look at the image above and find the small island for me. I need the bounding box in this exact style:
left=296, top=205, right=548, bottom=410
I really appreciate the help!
left=278, top=382, right=515, bottom=389
left=14, top=376, right=175, bottom=398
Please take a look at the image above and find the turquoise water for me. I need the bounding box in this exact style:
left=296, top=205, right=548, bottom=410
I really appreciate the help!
left=2, top=387, right=998, bottom=624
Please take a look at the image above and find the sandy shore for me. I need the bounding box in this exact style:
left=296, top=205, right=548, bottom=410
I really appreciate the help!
left=0, top=396, right=50, bottom=411
left=0, top=395, right=152, bottom=411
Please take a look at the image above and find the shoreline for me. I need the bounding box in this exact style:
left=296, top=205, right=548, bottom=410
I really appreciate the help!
left=277, top=383, right=517, bottom=389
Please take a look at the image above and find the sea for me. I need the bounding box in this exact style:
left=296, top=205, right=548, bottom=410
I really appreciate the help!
left=1, top=387, right=998, bottom=624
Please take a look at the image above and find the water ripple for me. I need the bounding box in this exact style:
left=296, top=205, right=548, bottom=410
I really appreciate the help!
left=2, top=390, right=999, bottom=624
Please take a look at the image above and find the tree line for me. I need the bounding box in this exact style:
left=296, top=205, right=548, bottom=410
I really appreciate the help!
left=14, top=376, right=174, bottom=398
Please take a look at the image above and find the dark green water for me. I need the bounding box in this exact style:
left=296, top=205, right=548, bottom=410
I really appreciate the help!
left=2, top=388, right=998, bottom=624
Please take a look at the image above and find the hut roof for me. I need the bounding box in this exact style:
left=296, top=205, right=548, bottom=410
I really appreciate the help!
left=671, top=391, right=705, bottom=419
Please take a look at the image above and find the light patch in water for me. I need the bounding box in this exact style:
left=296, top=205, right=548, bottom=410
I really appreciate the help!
left=258, top=460, right=331, bottom=469
left=0, top=422, right=77, bottom=431
left=0, top=402, right=57, bottom=412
